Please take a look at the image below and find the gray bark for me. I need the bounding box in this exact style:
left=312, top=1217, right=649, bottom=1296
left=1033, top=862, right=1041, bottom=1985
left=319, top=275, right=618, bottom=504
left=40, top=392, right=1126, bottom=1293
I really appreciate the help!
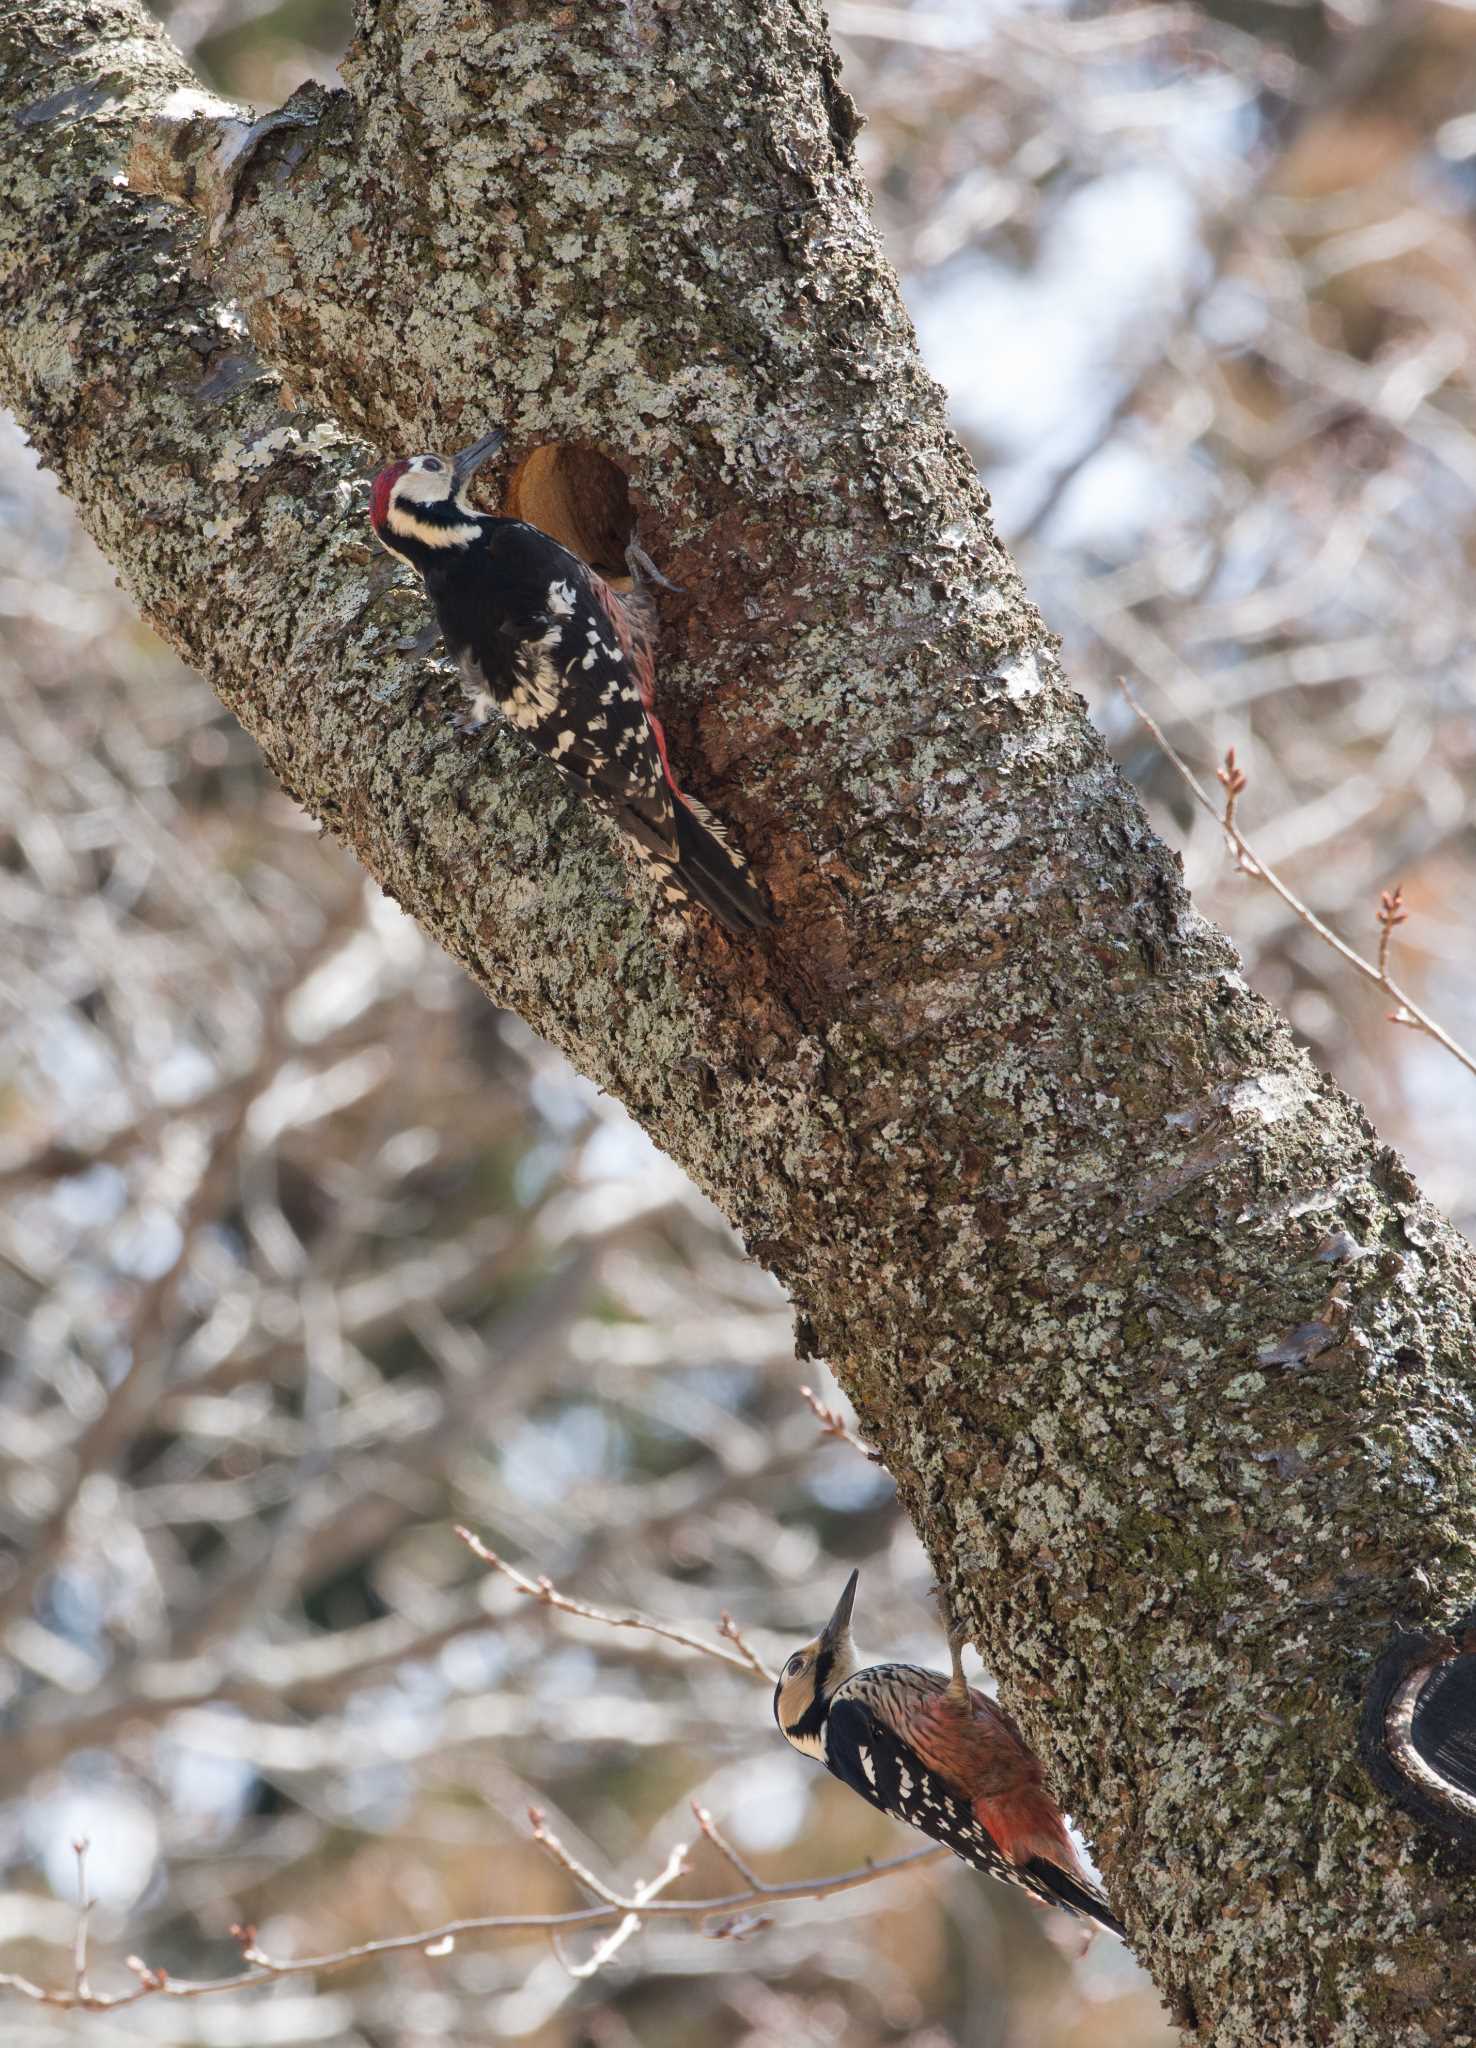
left=3, top=2, right=1476, bottom=2039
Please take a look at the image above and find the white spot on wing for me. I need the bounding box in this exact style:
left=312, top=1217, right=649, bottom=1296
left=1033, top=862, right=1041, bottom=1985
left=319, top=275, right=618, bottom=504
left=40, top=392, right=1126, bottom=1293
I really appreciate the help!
left=503, top=651, right=564, bottom=730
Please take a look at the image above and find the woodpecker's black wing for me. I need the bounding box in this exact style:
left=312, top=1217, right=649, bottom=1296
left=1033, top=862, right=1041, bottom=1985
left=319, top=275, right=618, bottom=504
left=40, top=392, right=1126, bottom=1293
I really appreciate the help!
left=822, top=1694, right=1018, bottom=1884
left=444, top=590, right=672, bottom=829
left=824, top=1687, right=1123, bottom=1932
left=509, top=684, right=694, bottom=887
left=550, top=731, right=771, bottom=933
left=439, top=536, right=770, bottom=933
left=1016, top=1857, right=1125, bottom=1933
left=665, top=794, right=773, bottom=933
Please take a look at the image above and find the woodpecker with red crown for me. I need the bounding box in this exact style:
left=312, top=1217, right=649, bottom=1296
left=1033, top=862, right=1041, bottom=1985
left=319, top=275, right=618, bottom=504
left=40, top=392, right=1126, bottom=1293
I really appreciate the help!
left=369, top=429, right=771, bottom=935
left=774, top=1571, right=1123, bottom=1936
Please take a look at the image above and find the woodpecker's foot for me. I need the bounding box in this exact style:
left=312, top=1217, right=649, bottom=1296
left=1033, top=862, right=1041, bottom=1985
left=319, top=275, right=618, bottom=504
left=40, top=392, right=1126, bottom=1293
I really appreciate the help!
left=928, top=1582, right=974, bottom=1708
left=625, top=539, right=684, bottom=595
left=396, top=620, right=442, bottom=656
left=942, top=1625, right=973, bottom=1711
left=449, top=706, right=490, bottom=737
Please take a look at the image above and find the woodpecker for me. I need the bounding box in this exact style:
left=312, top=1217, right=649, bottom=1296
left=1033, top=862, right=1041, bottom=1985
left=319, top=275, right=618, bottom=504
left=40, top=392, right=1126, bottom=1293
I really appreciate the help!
left=774, top=1571, right=1123, bottom=1935
left=368, top=430, right=771, bottom=935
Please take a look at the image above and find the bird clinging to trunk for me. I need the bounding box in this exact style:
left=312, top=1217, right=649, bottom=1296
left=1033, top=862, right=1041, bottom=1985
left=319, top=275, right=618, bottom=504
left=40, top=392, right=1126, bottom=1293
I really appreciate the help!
left=369, top=430, right=772, bottom=936
left=774, top=1570, right=1123, bottom=1936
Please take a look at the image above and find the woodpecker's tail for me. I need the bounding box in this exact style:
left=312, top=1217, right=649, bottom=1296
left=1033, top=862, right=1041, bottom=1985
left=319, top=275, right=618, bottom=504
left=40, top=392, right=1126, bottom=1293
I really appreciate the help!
left=1019, top=1856, right=1125, bottom=1937
left=670, top=796, right=773, bottom=936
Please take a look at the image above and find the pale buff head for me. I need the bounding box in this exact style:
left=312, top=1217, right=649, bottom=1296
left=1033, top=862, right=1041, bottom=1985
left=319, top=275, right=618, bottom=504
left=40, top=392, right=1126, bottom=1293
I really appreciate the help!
left=773, top=1569, right=861, bottom=1761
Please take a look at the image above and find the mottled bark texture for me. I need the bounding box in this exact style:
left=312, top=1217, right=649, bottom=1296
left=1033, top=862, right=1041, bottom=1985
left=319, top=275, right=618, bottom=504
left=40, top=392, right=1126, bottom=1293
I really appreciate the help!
left=3, top=2, right=1476, bottom=2038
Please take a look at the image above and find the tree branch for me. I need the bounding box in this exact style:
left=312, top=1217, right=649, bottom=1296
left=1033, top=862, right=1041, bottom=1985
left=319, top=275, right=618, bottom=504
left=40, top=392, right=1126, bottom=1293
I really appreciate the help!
left=0, top=1831, right=944, bottom=2011
left=1121, top=678, right=1476, bottom=1080
left=457, top=1527, right=777, bottom=1683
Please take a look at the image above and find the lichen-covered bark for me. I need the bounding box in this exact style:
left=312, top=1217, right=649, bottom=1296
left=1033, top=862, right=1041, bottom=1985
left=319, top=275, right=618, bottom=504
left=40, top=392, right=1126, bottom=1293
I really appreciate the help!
left=3, top=3, right=1476, bottom=2038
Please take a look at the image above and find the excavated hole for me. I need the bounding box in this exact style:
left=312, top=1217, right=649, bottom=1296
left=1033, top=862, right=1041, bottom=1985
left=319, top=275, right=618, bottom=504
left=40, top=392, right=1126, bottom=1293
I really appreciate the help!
left=501, top=443, right=636, bottom=581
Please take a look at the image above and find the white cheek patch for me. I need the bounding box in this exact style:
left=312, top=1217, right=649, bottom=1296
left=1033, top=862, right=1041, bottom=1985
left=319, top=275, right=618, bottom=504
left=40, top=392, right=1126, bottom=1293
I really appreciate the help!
left=387, top=504, right=482, bottom=548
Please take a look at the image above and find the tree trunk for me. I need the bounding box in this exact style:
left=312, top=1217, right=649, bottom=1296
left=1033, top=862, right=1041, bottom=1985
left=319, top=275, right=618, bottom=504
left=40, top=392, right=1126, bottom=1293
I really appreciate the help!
left=3, top=3, right=1476, bottom=2039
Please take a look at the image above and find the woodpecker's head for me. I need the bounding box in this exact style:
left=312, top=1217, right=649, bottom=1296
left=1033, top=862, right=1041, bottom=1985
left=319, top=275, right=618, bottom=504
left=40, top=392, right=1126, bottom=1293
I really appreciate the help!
left=369, top=429, right=505, bottom=559
left=774, top=1569, right=860, bottom=1760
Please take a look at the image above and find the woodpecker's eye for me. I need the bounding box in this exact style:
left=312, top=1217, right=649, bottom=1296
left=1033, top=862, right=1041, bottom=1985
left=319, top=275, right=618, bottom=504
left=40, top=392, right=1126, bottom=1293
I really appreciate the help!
left=784, top=1654, right=805, bottom=1679
left=421, top=458, right=444, bottom=473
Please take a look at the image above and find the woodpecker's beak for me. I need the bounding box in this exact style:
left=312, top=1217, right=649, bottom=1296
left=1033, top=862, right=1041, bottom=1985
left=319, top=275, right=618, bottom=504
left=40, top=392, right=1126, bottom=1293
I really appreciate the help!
left=819, top=1569, right=859, bottom=1652
left=452, top=429, right=506, bottom=487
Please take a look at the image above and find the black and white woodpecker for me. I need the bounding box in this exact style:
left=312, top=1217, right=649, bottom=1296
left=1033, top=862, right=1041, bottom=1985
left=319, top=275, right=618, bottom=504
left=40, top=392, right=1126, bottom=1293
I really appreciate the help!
left=368, top=431, right=771, bottom=936
left=774, top=1571, right=1123, bottom=1935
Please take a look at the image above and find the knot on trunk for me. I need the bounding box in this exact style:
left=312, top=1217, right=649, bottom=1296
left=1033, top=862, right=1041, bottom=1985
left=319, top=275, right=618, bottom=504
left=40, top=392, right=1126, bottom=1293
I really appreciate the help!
left=127, top=83, right=329, bottom=248
left=1360, top=1619, right=1476, bottom=1842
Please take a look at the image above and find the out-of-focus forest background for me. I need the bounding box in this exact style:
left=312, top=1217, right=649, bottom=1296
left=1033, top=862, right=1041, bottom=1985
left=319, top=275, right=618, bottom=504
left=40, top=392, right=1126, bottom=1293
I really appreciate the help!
left=3, top=0, right=1475, bottom=2041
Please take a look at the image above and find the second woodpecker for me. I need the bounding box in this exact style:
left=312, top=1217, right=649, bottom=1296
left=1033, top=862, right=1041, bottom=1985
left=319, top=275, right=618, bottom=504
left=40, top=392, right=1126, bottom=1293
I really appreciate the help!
left=369, top=429, right=771, bottom=935
left=774, top=1571, right=1123, bottom=1935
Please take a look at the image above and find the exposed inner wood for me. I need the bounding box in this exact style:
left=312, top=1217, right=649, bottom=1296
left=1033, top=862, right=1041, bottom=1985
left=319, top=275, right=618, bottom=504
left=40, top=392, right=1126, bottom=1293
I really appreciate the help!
left=503, top=443, right=634, bottom=583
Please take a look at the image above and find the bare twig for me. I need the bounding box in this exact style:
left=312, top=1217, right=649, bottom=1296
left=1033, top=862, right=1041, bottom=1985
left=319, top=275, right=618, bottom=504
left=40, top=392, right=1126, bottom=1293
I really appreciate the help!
left=0, top=1836, right=947, bottom=2012
left=1216, top=748, right=1251, bottom=869
left=529, top=1811, right=693, bottom=1979
left=715, top=1610, right=774, bottom=1682
left=798, top=1385, right=878, bottom=1460
left=70, top=1840, right=91, bottom=2005
left=692, top=1803, right=764, bottom=1890
left=1121, top=680, right=1476, bottom=1081
left=528, top=1807, right=635, bottom=1910
left=1376, top=885, right=1408, bottom=983
left=456, top=1527, right=777, bottom=1682
left=561, top=1842, right=692, bottom=1980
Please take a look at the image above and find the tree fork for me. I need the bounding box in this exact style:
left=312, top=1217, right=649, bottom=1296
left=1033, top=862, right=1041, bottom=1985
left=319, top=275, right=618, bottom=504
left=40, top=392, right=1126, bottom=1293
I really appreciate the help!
left=3, top=3, right=1476, bottom=2038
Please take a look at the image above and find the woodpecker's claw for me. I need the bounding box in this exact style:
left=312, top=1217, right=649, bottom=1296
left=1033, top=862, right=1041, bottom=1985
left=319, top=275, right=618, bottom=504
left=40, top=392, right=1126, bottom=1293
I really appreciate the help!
left=625, top=540, right=684, bottom=595
left=931, top=1582, right=974, bottom=1710
left=944, top=1626, right=975, bottom=1711
left=449, top=707, right=490, bottom=736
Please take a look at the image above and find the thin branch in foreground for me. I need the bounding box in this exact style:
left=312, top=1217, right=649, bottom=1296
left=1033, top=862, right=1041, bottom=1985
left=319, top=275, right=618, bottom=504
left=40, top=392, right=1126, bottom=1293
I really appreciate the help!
left=530, top=1809, right=693, bottom=1979
left=1376, top=885, right=1408, bottom=984
left=692, top=1802, right=764, bottom=1890
left=716, top=1610, right=774, bottom=1681
left=71, top=1839, right=91, bottom=2005
left=1215, top=747, right=1251, bottom=869
left=557, top=1842, right=692, bottom=1980
left=455, top=1526, right=776, bottom=1681
left=1121, top=679, right=1476, bottom=1080
left=798, top=1384, right=880, bottom=1461
left=0, top=1838, right=947, bottom=2011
